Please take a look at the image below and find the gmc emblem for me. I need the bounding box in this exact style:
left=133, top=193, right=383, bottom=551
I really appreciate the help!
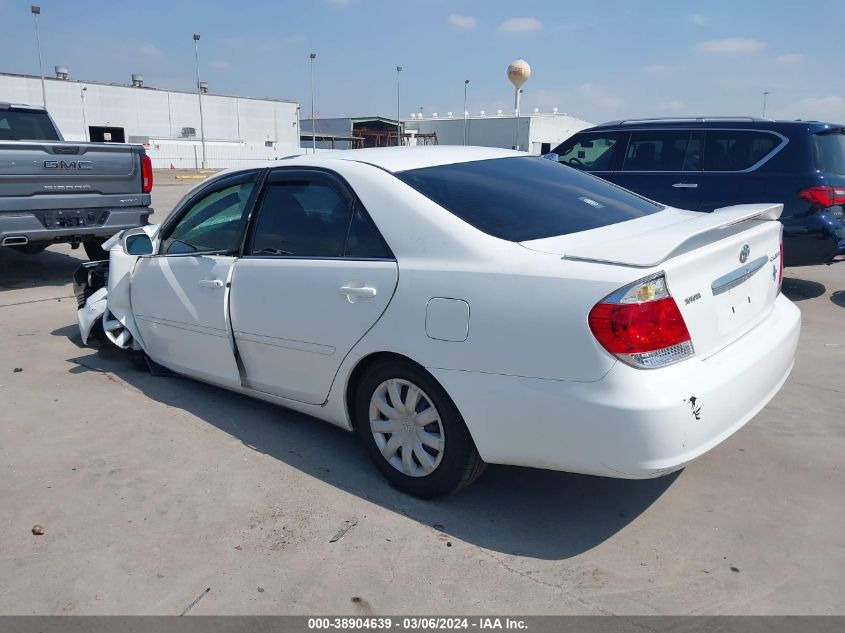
left=43, top=160, right=93, bottom=170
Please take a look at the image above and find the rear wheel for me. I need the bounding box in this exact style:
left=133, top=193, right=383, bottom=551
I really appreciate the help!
left=83, top=237, right=109, bottom=261
left=355, top=358, right=485, bottom=498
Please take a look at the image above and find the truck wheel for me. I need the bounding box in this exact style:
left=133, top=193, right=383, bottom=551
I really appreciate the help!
left=83, top=238, right=109, bottom=261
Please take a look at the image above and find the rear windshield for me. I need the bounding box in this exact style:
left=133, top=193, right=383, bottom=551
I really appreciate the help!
left=813, top=131, right=845, bottom=175
left=0, top=109, right=60, bottom=141
left=396, top=156, right=662, bottom=242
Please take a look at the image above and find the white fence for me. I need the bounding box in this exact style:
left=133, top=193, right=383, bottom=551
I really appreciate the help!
left=144, top=139, right=301, bottom=169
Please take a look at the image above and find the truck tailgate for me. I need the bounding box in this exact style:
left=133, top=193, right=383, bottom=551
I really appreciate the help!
left=0, top=141, right=140, bottom=199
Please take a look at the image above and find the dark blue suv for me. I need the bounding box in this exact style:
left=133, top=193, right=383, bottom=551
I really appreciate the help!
left=552, top=117, right=845, bottom=267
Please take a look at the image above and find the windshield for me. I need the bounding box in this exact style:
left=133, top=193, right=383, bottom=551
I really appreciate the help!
left=396, top=156, right=662, bottom=242
left=814, top=131, right=845, bottom=175
left=0, top=109, right=60, bottom=141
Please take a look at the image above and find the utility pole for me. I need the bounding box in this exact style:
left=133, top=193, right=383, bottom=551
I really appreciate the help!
left=31, top=6, right=46, bottom=108
left=80, top=87, right=88, bottom=141
left=463, top=80, right=470, bottom=145
left=193, top=33, right=208, bottom=169
left=310, top=53, right=317, bottom=153
left=762, top=91, right=770, bottom=118
left=396, top=66, right=402, bottom=146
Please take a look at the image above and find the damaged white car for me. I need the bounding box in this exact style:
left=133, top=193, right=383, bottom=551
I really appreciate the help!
left=74, top=147, right=800, bottom=498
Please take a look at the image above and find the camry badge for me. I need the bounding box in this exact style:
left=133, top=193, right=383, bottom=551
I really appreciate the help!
left=739, top=244, right=750, bottom=263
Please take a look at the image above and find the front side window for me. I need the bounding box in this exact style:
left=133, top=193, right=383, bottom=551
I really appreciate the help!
left=702, top=130, right=780, bottom=171
left=397, top=157, right=662, bottom=242
left=622, top=130, right=699, bottom=172
left=553, top=132, right=626, bottom=172
left=161, top=176, right=257, bottom=255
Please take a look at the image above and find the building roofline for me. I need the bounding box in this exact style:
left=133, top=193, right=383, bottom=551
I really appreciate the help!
left=0, top=71, right=298, bottom=105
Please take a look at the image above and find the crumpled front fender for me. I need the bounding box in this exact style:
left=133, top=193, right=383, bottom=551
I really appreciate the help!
left=77, top=287, right=108, bottom=345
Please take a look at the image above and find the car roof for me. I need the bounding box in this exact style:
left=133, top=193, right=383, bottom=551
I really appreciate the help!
left=587, top=117, right=843, bottom=133
left=273, top=145, right=524, bottom=173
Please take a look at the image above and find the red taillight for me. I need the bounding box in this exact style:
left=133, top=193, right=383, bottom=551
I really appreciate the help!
left=798, top=186, right=845, bottom=208
left=589, top=297, right=691, bottom=354
left=141, top=154, right=153, bottom=193
left=588, top=273, right=694, bottom=369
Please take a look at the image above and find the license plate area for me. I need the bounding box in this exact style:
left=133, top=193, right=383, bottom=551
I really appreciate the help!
left=713, top=260, right=774, bottom=336
left=37, top=209, right=109, bottom=229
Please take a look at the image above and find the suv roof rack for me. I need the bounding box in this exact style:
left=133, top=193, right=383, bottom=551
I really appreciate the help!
left=600, top=116, right=772, bottom=126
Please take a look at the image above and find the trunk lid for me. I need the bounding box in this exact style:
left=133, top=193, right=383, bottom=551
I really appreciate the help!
left=522, top=203, right=784, bottom=359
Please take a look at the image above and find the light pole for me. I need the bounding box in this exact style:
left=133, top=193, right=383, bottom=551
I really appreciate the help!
left=31, top=5, right=46, bottom=108
left=762, top=91, right=770, bottom=118
left=309, top=52, right=317, bottom=153
left=419, top=106, right=423, bottom=118
left=463, top=79, right=470, bottom=146
left=80, top=87, right=88, bottom=141
left=396, top=66, right=402, bottom=147
left=193, top=33, right=208, bottom=169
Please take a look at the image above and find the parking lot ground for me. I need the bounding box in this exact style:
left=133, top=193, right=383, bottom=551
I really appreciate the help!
left=0, top=177, right=843, bottom=615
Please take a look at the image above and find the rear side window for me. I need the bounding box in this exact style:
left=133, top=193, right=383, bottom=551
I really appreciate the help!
left=622, top=130, right=701, bottom=171
left=396, top=157, right=662, bottom=242
left=813, top=131, right=845, bottom=175
left=251, top=182, right=352, bottom=257
left=0, top=110, right=60, bottom=141
left=553, top=132, right=626, bottom=172
left=702, top=130, right=780, bottom=171
left=249, top=179, right=393, bottom=259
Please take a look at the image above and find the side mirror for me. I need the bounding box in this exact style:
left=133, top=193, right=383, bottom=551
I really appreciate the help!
left=542, top=152, right=560, bottom=162
left=125, top=233, right=153, bottom=256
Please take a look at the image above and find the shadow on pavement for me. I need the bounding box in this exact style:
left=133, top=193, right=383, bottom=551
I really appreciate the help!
left=0, top=246, right=85, bottom=291
left=62, top=341, right=679, bottom=561
left=782, top=277, right=826, bottom=301
left=830, top=290, right=845, bottom=308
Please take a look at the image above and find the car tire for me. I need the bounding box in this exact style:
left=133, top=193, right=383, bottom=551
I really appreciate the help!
left=83, top=237, right=109, bottom=261
left=355, top=358, right=485, bottom=499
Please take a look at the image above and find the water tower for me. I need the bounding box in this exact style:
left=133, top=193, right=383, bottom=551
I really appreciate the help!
left=507, top=59, right=531, bottom=113
left=507, top=59, right=531, bottom=150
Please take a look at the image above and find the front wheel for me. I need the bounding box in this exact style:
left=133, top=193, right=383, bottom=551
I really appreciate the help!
left=355, top=359, right=485, bottom=498
left=83, top=237, right=109, bottom=261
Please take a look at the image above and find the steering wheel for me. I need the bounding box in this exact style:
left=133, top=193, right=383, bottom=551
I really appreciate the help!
left=567, top=157, right=585, bottom=167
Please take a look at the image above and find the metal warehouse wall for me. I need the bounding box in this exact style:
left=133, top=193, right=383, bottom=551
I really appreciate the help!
left=0, top=74, right=299, bottom=151
left=403, top=113, right=592, bottom=154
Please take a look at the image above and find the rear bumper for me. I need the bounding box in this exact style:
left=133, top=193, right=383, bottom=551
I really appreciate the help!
left=0, top=207, right=151, bottom=245
left=782, top=211, right=845, bottom=266
left=431, top=294, right=801, bottom=478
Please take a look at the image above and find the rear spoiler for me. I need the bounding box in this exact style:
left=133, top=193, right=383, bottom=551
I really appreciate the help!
left=563, top=203, right=783, bottom=268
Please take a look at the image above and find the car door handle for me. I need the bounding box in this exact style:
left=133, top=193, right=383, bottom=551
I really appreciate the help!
left=672, top=183, right=699, bottom=189
left=339, top=284, right=377, bottom=300
left=198, top=279, right=224, bottom=288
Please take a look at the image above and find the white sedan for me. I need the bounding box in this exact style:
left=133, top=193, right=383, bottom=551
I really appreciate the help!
left=74, top=147, right=800, bottom=498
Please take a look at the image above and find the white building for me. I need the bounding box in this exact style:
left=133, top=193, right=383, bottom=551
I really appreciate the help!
left=0, top=71, right=300, bottom=168
left=404, top=110, right=593, bottom=154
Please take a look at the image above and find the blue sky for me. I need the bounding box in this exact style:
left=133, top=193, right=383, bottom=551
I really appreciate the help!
left=2, top=0, right=844, bottom=124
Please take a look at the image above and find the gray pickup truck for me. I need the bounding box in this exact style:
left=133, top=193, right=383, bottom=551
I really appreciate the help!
left=0, top=103, right=153, bottom=260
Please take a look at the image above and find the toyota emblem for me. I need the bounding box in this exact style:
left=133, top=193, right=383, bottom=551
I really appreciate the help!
left=739, top=244, right=750, bottom=263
